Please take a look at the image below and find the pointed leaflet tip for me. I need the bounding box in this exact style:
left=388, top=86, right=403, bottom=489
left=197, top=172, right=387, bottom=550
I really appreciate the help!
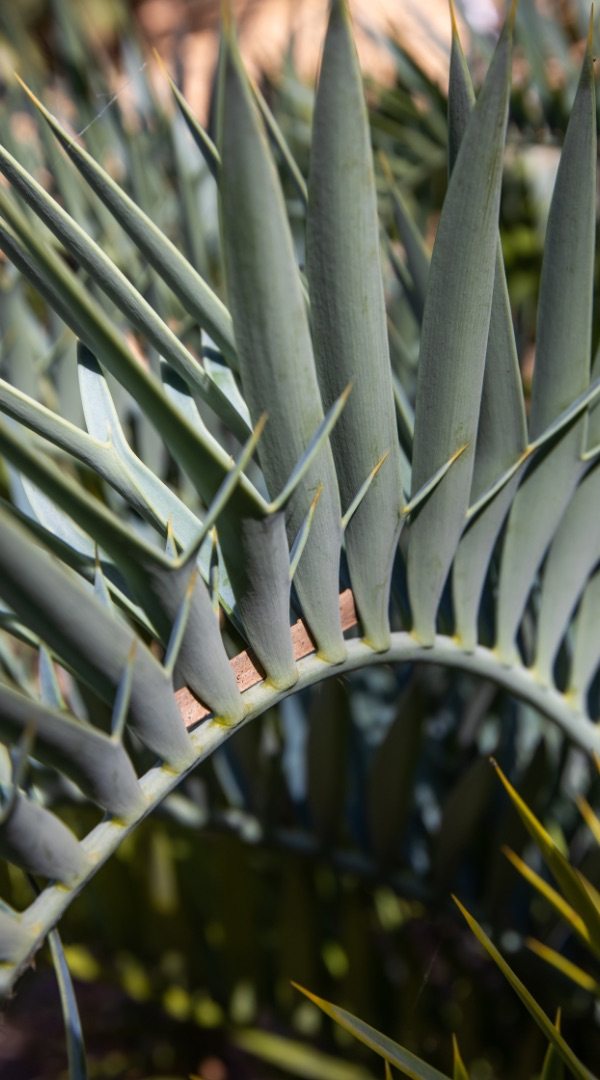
left=151, top=47, right=170, bottom=82
left=492, top=760, right=558, bottom=851
left=289, top=483, right=324, bottom=580
left=290, top=982, right=324, bottom=1009
left=452, top=1034, right=469, bottom=1080
left=576, top=794, right=600, bottom=843
left=177, top=414, right=267, bottom=568
left=38, top=646, right=64, bottom=710
left=13, top=72, right=78, bottom=147
left=402, top=443, right=468, bottom=518
left=449, top=0, right=460, bottom=38
left=252, top=411, right=269, bottom=442
left=268, top=385, right=350, bottom=514
left=111, top=640, right=137, bottom=741
left=13, top=73, right=55, bottom=125
left=340, top=380, right=353, bottom=406
left=220, top=0, right=233, bottom=36
left=93, top=551, right=114, bottom=610
left=341, top=451, right=390, bottom=531
left=165, top=516, right=178, bottom=560
left=162, top=569, right=199, bottom=679
left=13, top=72, right=42, bottom=110
left=451, top=893, right=471, bottom=923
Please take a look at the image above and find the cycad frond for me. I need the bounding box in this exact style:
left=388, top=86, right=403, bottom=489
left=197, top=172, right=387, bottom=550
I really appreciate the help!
left=0, top=0, right=597, bottom=998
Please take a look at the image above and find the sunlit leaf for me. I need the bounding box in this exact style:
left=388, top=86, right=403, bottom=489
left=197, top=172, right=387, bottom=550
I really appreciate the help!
left=293, top=984, right=451, bottom=1080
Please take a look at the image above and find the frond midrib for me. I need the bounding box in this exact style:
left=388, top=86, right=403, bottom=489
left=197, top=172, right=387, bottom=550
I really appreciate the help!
left=1, top=595, right=596, bottom=1001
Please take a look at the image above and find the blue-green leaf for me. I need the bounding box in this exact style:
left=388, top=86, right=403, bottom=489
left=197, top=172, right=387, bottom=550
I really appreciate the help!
left=496, top=31, right=596, bottom=658
left=218, top=22, right=345, bottom=663
left=407, top=12, right=513, bottom=644
left=447, top=14, right=527, bottom=650
left=306, top=0, right=404, bottom=651
left=0, top=504, right=193, bottom=766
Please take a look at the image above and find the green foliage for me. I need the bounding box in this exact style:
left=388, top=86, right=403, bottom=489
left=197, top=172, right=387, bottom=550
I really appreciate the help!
left=286, top=766, right=600, bottom=1080
left=0, top=7, right=597, bottom=1079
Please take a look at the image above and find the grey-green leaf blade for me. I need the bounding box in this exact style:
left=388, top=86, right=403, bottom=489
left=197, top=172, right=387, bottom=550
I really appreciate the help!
left=0, top=419, right=243, bottom=721
left=163, top=62, right=220, bottom=180
left=0, top=908, right=28, bottom=961
left=385, top=166, right=430, bottom=323
left=17, top=78, right=238, bottom=367
left=535, top=461, right=600, bottom=683
left=0, top=504, right=193, bottom=766
left=496, top=36, right=596, bottom=658
left=0, top=139, right=250, bottom=441
left=0, top=375, right=158, bottom=528
left=47, top=928, right=89, bottom=1080
left=529, top=32, right=596, bottom=439
left=406, top=14, right=513, bottom=644
left=75, top=347, right=204, bottom=548
left=0, top=680, right=143, bottom=819
left=0, top=191, right=299, bottom=682
left=218, top=24, right=345, bottom=662
left=447, top=16, right=527, bottom=649
left=0, top=190, right=241, bottom=502
left=306, top=0, right=404, bottom=651
left=0, top=791, right=87, bottom=883
left=569, top=567, right=600, bottom=707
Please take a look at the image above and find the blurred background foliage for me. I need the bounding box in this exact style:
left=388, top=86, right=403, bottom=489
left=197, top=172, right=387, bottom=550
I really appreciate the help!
left=0, top=1, right=598, bottom=1077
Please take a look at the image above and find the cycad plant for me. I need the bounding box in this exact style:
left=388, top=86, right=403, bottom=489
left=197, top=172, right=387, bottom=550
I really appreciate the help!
left=0, top=0, right=597, bottom=1018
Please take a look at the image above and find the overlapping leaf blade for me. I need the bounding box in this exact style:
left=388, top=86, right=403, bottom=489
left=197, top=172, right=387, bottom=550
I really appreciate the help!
left=0, top=504, right=193, bottom=765
left=0, top=138, right=250, bottom=441
left=0, top=183, right=297, bottom=686
left=15, top=77, right=238, bottom=366
left=0, top=681, right=142, bottom=818
left=496, top=30, right=596, bottom=658
left=0, top=791, right=86, bottom=882
left=0, top=417, right=244, bottom=720
left=570, top=567, right=600, bottom=708
left=503, top=846, right=594, bottom=951
left=383, top=160, right=429, bottom=323
left=406, top=11, right=513, bottom=643
left=535, top=461, right=600, bottom=683
left=447, top=15, right=528, bottom=650
left=0, top=189, right=240, bottom=501
left=0, top=374, right=166, bottom=532
left=494, top=763, right=600, bottom=950
left=306, top=0, right=404, bottom=651
left=217, top=20, right=345, bottom=663
left=0, top=743, right=87, bottom=883
left=75, top=348, right=211, bottom=561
